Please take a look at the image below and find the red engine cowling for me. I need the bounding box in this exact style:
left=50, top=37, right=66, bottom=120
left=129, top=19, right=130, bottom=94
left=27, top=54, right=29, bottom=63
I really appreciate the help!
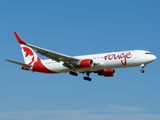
left=98, top=68, right=116, bottom=77
left=78, top=59, right=94, bottom=68
left=21, top=66, right=31, bottom=70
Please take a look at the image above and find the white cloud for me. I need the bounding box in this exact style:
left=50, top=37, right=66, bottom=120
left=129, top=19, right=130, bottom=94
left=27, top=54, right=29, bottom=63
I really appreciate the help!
left=105, top=105, right=148, bottom=113
left=0, top=106, right=159, bottom=120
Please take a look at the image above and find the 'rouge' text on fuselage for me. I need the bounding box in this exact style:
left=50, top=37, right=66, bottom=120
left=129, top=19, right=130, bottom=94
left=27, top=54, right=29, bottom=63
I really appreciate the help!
left=104, top=52, right=132, bottom=65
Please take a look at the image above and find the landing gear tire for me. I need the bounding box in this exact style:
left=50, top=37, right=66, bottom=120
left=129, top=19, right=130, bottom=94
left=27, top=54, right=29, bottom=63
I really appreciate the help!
left=140, top=69, right=145, bottom=73
left=69, top=71, right=78, bottom=76
left=83, top=76, right=92, bottom=81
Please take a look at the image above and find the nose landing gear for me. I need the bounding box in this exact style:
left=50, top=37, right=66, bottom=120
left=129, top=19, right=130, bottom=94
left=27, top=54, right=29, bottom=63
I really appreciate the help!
left=140, top=64, right=146, bottom=73
left=140, top=69, right=145, bottom=73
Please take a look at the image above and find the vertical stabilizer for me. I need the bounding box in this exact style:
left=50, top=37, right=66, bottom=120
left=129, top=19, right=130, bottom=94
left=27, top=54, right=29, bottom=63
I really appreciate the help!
left=14, top=32, right=41, bottom=65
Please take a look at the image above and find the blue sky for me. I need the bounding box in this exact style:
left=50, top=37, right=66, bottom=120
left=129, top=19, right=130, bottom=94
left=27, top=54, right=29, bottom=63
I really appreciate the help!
left=0, top=0, right=160, bottom=120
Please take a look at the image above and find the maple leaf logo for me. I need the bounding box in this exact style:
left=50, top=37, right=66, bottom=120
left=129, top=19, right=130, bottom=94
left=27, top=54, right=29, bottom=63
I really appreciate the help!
left=22, top=47, right=35, bottom=65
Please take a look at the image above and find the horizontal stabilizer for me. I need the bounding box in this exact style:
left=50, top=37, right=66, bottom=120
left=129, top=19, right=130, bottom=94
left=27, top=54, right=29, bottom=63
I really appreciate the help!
left=6, top=59, right=32, bottom=67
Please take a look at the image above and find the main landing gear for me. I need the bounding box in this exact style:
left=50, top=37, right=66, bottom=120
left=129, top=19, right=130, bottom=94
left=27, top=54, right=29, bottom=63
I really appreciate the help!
left=83, top=72, right=92, bottom=81
left=69, top=71, right=92, bottom=81
left=69, top=71, right=78, bottom=76
left=140, top=64, right=146, bottom=73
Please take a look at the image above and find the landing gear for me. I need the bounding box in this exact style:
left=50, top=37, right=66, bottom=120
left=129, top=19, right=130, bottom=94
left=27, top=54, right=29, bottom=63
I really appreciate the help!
left=140, top=64, right=146, bottom=73
left=83, top=72, right=92, bottom=81
left=69, top=71, right=78, bottom=76
left=70, top=71, right=92, bottom=81
left=83, top=76, right=92, bottom=81
left=140, top=69, right=145, bottom=73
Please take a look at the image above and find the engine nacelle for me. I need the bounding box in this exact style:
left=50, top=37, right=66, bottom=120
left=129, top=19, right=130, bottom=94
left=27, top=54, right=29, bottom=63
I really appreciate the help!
left=21, top=66, right=31, bottom=70
left=78, top=59, right=94, bottom=68
left=98, top=68, right=116, bottom=77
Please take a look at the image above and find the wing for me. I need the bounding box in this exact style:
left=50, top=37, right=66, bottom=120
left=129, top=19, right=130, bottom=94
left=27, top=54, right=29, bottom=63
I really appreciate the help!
left=26, top=43, right=79, bottom=62
left=25, top=43, right=82, bottom=70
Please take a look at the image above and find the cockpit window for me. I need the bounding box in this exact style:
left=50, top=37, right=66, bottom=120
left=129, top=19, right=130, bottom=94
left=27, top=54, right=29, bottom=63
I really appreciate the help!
left=145, top=52, right=152, bottom=54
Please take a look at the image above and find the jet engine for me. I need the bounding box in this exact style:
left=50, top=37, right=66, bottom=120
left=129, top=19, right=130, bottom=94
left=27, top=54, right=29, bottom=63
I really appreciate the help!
left=77, top=59, right=94, bottom=68
left=98, top=68, right=116, bottom=77
left=21, top=66, right=31, bottom=70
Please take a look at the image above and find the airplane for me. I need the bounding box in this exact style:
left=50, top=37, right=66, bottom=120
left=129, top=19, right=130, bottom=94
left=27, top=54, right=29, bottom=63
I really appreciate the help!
left=6, top=32, right=156, bottom=81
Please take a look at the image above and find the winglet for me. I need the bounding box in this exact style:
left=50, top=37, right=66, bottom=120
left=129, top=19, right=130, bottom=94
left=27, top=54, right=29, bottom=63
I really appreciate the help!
left=14, top=31, right=26, bottom=44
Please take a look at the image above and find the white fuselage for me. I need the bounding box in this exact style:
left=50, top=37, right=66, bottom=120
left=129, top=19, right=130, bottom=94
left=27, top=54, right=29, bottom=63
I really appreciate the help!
left=41, top=50, right=156, bottom=73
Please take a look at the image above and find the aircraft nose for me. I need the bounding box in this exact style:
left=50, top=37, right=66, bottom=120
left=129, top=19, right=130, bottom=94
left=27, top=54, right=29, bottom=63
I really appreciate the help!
left=152, top=55, right=157, bottom=60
